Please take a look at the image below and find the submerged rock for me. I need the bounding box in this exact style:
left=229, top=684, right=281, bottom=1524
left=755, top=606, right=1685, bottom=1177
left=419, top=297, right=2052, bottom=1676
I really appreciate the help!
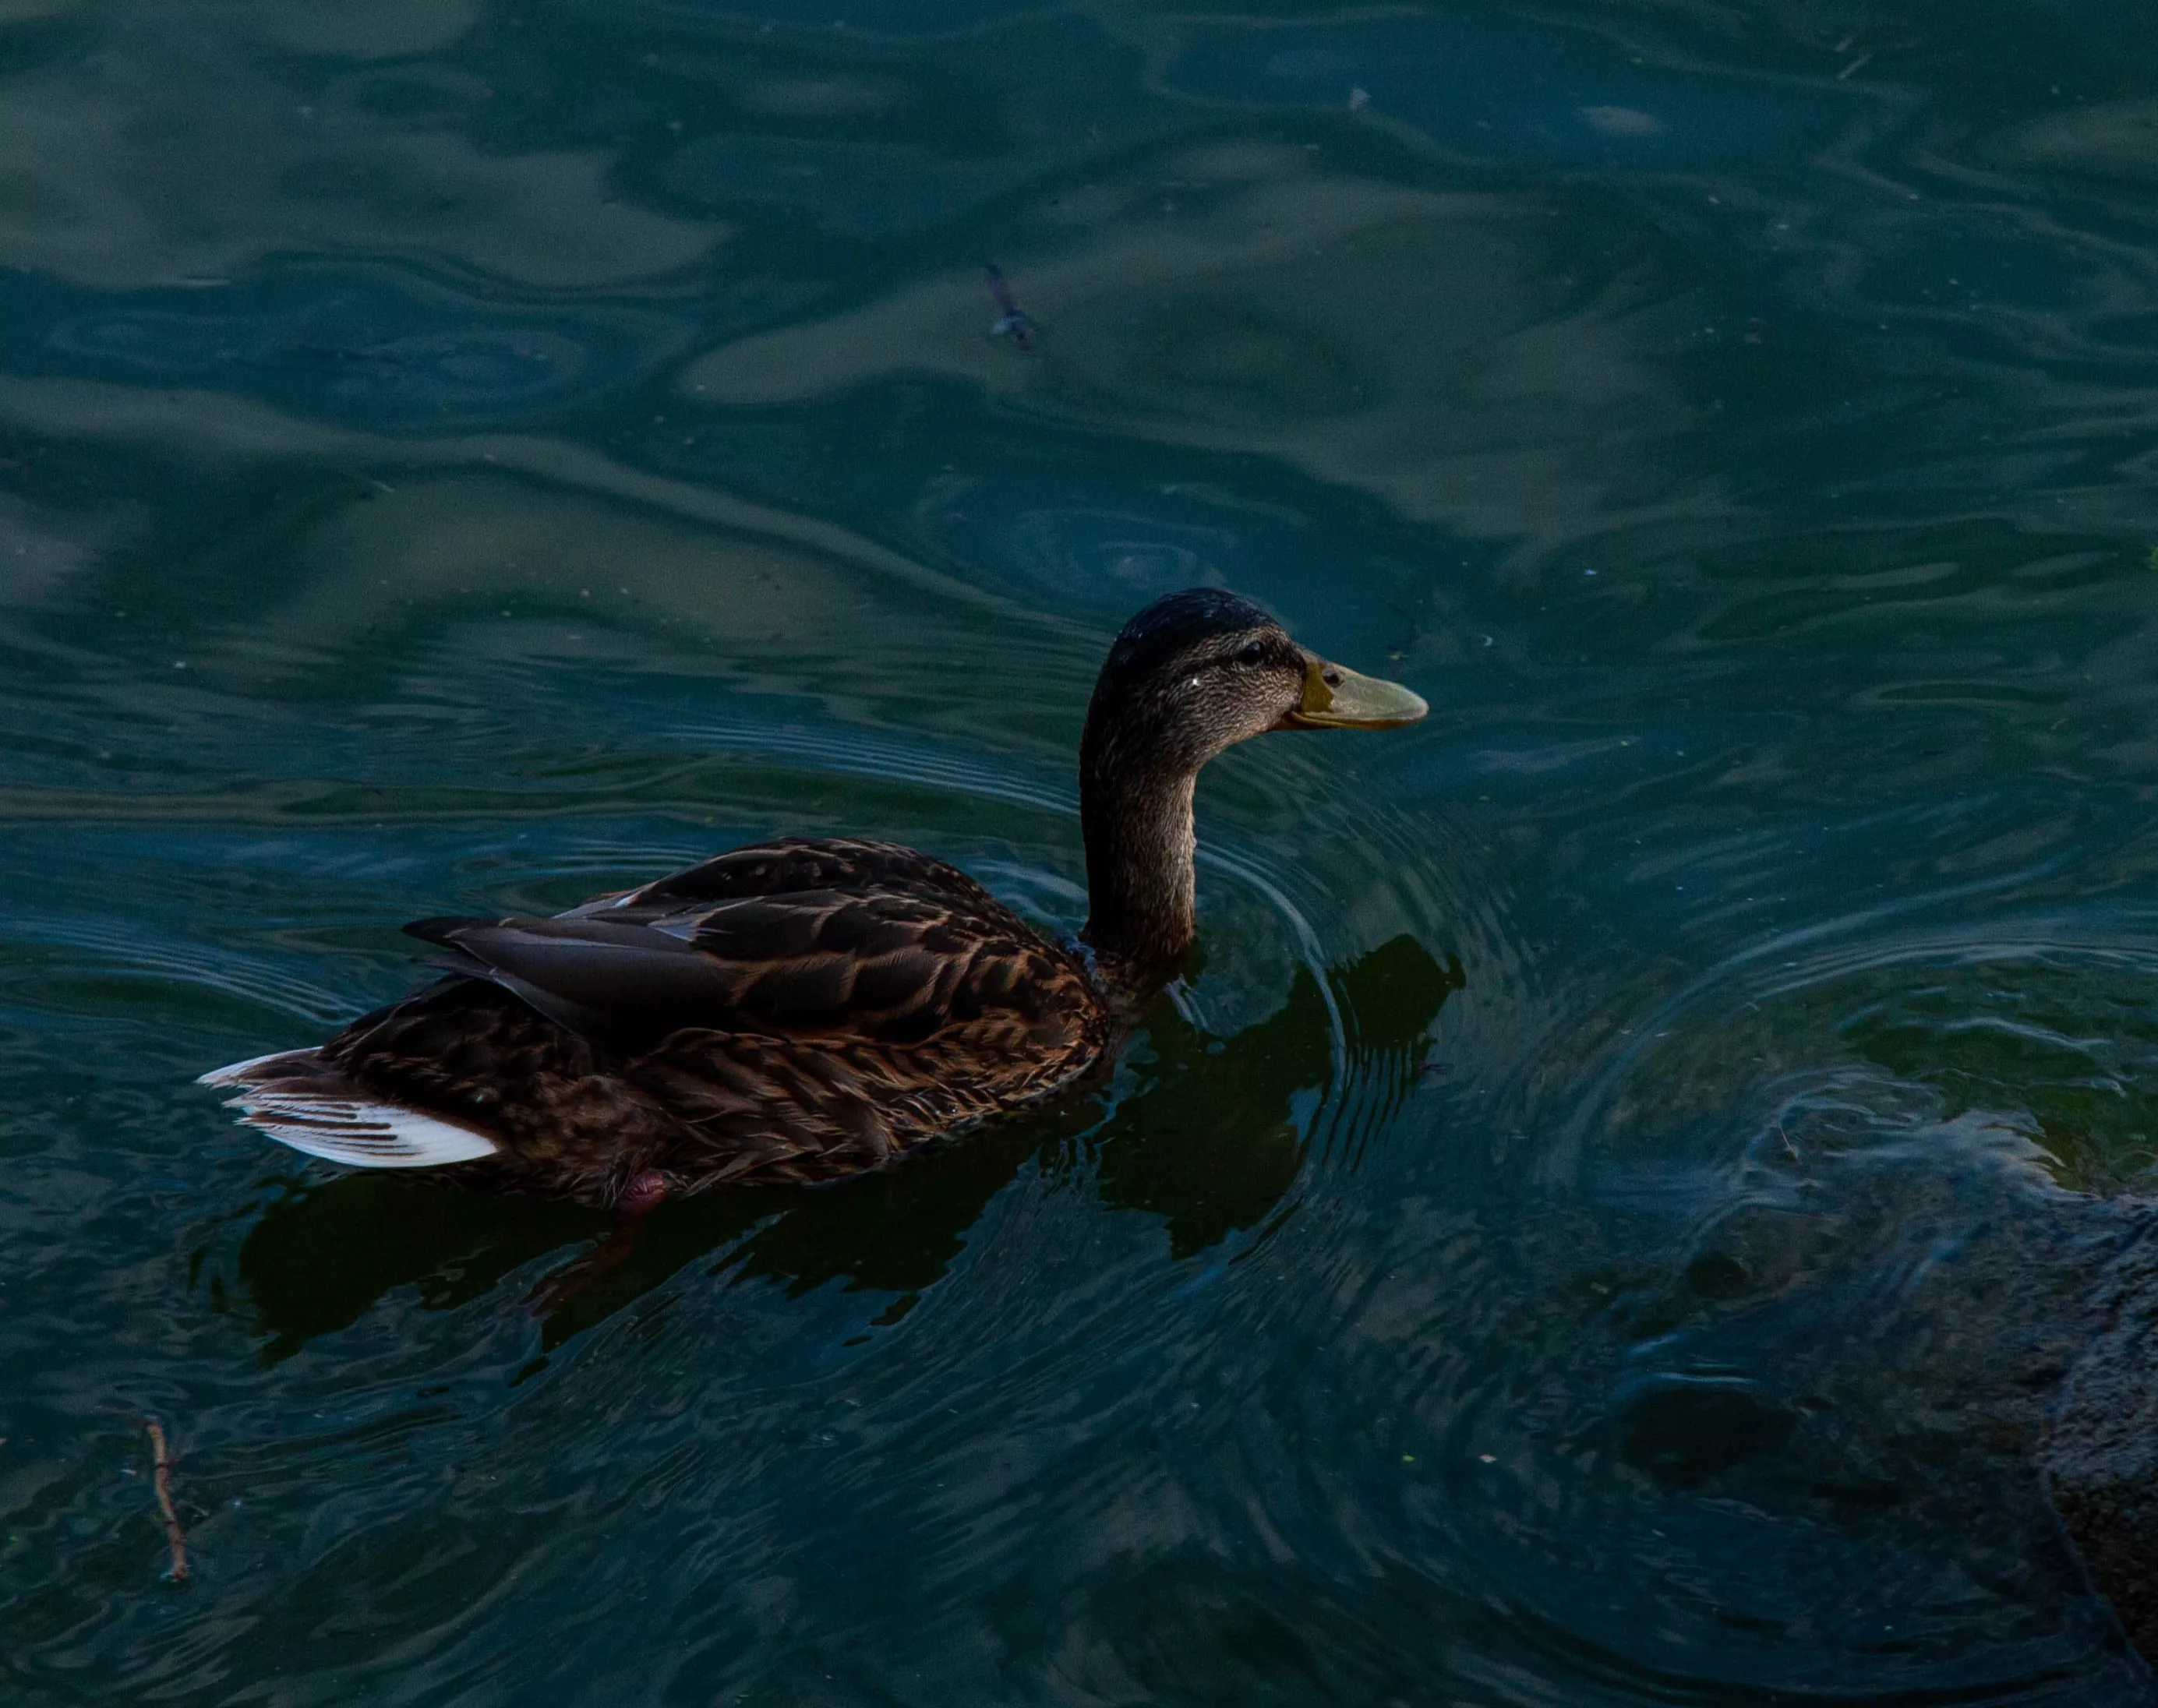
left=2045, top=1220, right=2158, bottom=1664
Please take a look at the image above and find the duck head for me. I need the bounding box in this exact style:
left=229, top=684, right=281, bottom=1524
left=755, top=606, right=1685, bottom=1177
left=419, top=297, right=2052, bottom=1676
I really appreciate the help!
left=1078, top=587, right=1426, bottom=992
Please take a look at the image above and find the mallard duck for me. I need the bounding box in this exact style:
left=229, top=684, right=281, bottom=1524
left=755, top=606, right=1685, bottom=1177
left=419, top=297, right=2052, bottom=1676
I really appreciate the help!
left=201, top=588, right=1426, bottom=1208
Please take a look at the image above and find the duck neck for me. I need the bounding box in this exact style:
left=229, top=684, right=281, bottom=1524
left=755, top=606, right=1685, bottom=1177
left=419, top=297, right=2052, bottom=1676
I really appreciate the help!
left=1079, top=747, right=1199, bottom=1000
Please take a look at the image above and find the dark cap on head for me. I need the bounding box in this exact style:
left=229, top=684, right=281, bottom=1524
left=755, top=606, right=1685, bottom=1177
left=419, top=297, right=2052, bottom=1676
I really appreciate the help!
left=1101, top=587, right=1280, bottom=682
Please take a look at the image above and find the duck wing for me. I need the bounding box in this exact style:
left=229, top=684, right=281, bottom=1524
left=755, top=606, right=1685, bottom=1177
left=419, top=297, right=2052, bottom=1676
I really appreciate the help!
left=569, top=836, right=1007, bottom=918
left=404, top=838, right=1097, bottom=1060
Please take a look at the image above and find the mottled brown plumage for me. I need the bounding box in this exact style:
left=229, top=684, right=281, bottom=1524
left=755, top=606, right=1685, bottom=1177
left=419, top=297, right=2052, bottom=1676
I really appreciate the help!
left=202, top=589, right=1425, bottom=1205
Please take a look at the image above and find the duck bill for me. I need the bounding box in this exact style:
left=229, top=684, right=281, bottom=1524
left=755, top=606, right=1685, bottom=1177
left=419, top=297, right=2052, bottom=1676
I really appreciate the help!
left=1278, top=655, right=1429, bottom=729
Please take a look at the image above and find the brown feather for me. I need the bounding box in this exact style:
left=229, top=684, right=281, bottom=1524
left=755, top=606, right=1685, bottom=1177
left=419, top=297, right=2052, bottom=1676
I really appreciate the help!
left=289, top=838, right=1109, bottom=1202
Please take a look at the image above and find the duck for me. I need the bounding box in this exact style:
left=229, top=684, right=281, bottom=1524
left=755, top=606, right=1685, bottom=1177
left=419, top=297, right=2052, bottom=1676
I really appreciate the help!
left=201, top=588, right=1426, bottom=1209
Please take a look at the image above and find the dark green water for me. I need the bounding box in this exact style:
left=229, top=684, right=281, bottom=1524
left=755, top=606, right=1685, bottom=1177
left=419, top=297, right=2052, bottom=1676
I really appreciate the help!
left=5, top=0, right=2158, bottom=1699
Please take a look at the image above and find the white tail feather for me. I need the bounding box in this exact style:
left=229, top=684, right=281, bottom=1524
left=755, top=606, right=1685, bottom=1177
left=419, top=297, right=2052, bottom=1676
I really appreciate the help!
left=231, top=1097, right=500, bottom=1168
left=202, top=1050, right=498, bottom=1169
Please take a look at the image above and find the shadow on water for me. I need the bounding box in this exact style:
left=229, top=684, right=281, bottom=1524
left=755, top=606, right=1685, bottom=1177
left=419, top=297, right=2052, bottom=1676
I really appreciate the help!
left=231, top=933, right=1461, bottom=1357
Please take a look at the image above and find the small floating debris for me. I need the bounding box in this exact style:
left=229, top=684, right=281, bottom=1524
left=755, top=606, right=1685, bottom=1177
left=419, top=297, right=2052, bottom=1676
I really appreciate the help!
left=984, top=263, right=1037, bottom=351
left=1347, top=86, right=1370, bottom=112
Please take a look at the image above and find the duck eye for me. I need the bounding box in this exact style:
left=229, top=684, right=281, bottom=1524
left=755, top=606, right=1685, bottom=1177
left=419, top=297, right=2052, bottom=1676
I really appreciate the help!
left=1235, top=640, right=1265, bottom=665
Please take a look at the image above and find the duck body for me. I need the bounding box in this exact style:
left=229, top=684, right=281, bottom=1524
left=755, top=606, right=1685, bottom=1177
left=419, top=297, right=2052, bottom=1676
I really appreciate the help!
left=206, top=837, right=1108, bottom=1204
left=203, top=588, right=1426, bottom=1207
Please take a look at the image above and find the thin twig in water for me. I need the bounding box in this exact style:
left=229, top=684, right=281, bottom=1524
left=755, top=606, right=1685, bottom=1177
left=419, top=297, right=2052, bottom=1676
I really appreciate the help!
left=1776, top=1123, right=1802, bottom=1163
left=144, top=1420, right=189, bottom=1582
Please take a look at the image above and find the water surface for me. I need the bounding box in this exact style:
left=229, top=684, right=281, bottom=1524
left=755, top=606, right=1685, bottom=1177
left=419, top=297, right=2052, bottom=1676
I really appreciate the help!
left=5, top=0, right=2158, bottom=1700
